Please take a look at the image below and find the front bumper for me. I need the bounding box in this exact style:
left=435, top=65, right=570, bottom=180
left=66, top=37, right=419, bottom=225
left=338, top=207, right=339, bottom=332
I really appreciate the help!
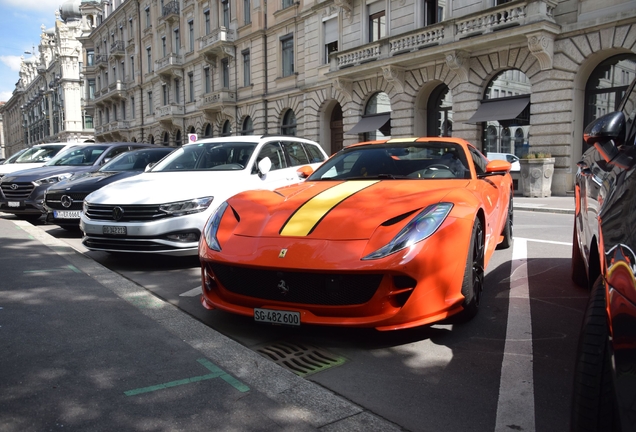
left=80, top=211, right=210, bottom=256
left=0, top=184, right=47, bottom=216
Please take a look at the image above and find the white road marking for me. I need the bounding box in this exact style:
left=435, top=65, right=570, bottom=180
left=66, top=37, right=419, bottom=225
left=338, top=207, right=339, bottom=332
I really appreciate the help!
left=495, top=238, right=535, bottom=431
left=516, top=237, right=572, bottom=246
left=179, top=287, right=202, bottom=297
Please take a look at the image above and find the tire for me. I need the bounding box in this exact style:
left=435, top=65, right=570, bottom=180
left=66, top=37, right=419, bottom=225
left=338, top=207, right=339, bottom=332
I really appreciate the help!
left=571, top=276, right=619, bottom=432
left=455, top=218, right=485, bottom=322
left=497, top=193, right=513, bottom=250
left=572, top=223, right=589, bottom=289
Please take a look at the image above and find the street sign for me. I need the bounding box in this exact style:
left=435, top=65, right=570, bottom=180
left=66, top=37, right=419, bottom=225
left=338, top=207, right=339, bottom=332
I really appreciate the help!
left=188, top=134, right=198, bottom=143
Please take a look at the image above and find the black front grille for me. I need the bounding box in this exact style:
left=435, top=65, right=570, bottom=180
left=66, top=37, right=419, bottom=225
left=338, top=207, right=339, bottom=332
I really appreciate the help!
left=45, top=192, right=87, bottom=210
left=209, top=263, right=383, bottom=306
left=84, top=203, right=167, bottom=221
left=83, top=237, right=180, bottom=252
left=1, top=182, right=35, bottom=200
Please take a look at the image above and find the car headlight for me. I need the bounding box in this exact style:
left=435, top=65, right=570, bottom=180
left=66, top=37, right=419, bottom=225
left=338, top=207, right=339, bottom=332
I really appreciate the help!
left=159, top=197, right=213, bottom=216
left=32, top=173, right=73, bottom=186
left=203, top=201, right=228, bottom=252
left=362, top=202, right=453, bottom=260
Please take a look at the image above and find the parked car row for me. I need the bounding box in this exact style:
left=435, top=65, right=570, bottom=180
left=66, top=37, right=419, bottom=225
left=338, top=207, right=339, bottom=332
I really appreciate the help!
left=0, top=142, right=152, bottom=222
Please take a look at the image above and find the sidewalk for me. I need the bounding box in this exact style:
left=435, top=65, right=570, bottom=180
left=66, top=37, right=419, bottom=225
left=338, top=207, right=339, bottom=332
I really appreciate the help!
left=513, top=193, right=575, bottom=215
left=0, top=218, right=400, bottom=432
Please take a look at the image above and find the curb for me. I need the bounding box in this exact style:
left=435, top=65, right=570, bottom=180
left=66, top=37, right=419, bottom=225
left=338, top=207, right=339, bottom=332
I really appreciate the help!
left=514, top=205, right=574, bottom=215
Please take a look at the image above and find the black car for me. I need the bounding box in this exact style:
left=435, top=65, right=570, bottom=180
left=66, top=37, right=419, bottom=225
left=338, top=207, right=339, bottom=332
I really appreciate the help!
left=0, top=143, right=153, bottom=222
left=43, top=147, right=174, bottom=229
left=571, top=77, right=636, bottom=431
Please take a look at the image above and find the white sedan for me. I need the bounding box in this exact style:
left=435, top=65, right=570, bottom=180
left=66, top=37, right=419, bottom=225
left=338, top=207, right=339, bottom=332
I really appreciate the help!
left=80, top=136, right=328, bottom=256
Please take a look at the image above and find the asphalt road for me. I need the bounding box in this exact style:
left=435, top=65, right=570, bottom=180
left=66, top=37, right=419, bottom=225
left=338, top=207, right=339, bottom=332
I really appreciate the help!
left=27, top=209, right=585, bottom=432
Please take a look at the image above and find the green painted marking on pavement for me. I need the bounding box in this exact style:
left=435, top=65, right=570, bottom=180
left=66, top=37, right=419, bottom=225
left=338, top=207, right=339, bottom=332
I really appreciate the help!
left=197, top=358, right=250, bottom=392
left=123, top=358, right=250, bottom=396
left=124, top=372, right=221, bottom=396
left=23, top=265, right=83, bottom=274
left=67, top=265, right=82, bottom=273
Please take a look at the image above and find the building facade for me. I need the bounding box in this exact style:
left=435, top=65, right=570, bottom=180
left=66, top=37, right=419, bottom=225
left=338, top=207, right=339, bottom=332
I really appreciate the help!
left=3, top=0, right=636, bottom=194
left=0, top=7, right=95, bottom=158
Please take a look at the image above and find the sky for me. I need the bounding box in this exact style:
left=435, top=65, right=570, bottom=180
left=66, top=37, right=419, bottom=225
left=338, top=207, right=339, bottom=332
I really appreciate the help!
left=0, top=0, right=62, bottom=103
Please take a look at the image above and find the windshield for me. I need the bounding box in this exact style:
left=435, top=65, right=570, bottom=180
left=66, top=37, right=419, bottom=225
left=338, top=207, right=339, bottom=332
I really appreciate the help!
left=100, top=148, right=173, bottom=172
left=14, top=145, right=64, bottom=164
left=308, top=141, right=472, bottom=181
left=3, top=149, right=28, bottom=164
left=151, top=142, right=256, bottom=172
left=46, top=145, right=109, bottom=166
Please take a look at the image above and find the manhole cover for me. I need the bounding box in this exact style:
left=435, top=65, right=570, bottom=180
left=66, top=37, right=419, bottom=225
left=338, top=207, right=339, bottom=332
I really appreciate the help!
left=255, top=340, right=346, bottom=377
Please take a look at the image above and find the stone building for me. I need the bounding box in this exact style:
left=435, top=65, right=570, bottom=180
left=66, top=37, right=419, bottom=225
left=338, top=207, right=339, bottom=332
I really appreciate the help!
left=5, top=0, right=636, bottom=194
left=0, top=6, right=95, bottom=158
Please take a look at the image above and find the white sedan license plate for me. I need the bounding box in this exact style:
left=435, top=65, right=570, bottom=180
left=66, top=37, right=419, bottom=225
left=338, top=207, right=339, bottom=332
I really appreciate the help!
left=8, top=201, right=20, bottom=208
left=254, top=308, right=300, bottom=326
left=54, top=210, right=82, bottom=219
left=103, top=225, right=127, bottom=235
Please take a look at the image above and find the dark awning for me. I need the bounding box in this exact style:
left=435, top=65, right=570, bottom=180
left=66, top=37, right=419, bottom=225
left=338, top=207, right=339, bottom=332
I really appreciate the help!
left=465, top=96, right=530, bottom=124
left=346, top=113, right=391, bottom=135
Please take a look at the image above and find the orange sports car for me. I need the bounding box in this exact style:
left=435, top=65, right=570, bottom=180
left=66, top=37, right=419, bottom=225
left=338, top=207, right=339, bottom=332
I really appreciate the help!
left=199, top=137, right=513, bottom=331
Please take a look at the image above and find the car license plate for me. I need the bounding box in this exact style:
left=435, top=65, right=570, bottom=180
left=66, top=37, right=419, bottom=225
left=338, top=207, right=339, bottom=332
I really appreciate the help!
left=103, top=225, right=127, bottom=235
left=8, top=201, right=20, bottom=208
left=254, top=308, right=300, bottom=326
left=53, top=210, right=82, bottom=219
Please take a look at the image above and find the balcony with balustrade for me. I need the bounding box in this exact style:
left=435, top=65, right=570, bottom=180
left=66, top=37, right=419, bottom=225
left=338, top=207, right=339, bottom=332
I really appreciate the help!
left=329, top=0, right=558, bottom=77
left=199, top=28, right=236, bottom=64
left=195, top=90, right=236, bottom=118
left=155, top=54, right=184, bottom=81
left=155, top=104, right=185, bottom=127
left=109, top=41, right=125, bottom=60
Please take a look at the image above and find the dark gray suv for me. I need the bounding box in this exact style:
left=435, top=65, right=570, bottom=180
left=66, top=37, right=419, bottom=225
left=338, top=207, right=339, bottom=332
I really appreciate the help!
left=0, top=142, right=153, bottom=222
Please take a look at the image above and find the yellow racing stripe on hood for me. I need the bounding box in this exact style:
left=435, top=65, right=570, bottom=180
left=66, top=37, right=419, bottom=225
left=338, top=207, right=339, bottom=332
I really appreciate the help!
left=280, top=180, right=379, bottom=237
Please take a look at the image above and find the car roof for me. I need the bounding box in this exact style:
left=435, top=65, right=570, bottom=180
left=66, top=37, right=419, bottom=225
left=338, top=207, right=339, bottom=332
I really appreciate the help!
left=346, top=136, right=472, bottom=149
left=185, top=135, right=320, bottom=146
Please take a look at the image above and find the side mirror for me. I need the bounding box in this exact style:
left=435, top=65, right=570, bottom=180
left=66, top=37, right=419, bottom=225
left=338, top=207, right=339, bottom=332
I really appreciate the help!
left=583, top=111, right=625, bottom=146
left=145, top=162, right=156, bottom=172
left=297, top=165, right=314, bottom=179
left=257, top=157, right=272, bottom=176
left=485, top=160, right=511, bottom=173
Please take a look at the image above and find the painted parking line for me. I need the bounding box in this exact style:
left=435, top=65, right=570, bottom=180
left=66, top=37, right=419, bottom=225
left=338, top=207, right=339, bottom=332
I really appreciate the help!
left=495, top=238, right=535, bottom=431
left=124, top=358, right=249, bottom=396
left=179, top=287, right=202, bottom=297
left=516, top=237, right=572, bottom=246
left=23, top=265, right=82, bottom=274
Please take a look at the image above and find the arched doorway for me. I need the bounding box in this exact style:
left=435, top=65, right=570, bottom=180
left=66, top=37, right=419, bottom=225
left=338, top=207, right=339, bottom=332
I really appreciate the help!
left=346, top=92, right=391, bottom=141
left=162, top=132, right=170, bottom=146
left=204, top=123, right=213, bottom=137
left=241, top=116, right=254, bottom=135
left=330, top=104, right=343, bottom=154
left=175, top=130, right=182, bottom=146
left=221, top=120, right=232, bottom=136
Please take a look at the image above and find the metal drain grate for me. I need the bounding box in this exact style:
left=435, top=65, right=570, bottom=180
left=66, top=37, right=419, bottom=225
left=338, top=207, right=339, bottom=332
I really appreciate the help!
left=255, top=341, right=346, bottom=377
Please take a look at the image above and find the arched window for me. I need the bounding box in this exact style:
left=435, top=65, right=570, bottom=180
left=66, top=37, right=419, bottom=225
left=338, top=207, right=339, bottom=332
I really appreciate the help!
left=175, top=130, right=182, bottom=146
left=470, top=69, right=530, bottom=155
left=241, top=116, right=254, bottom=135
left=281, top=110, right=297, bottom=136
left=583, top=54, right=636, bottom=155
left=363, top=92, right=391, bottom=141
left=428, top=84, right=453, bottom=137
left=148, top=134, right=155, bottom=144
left=204, top=123, right=212, bottom=137
left=163, top=132, right=170, bottom=146
left=221, top=120, right=232, bottom=136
